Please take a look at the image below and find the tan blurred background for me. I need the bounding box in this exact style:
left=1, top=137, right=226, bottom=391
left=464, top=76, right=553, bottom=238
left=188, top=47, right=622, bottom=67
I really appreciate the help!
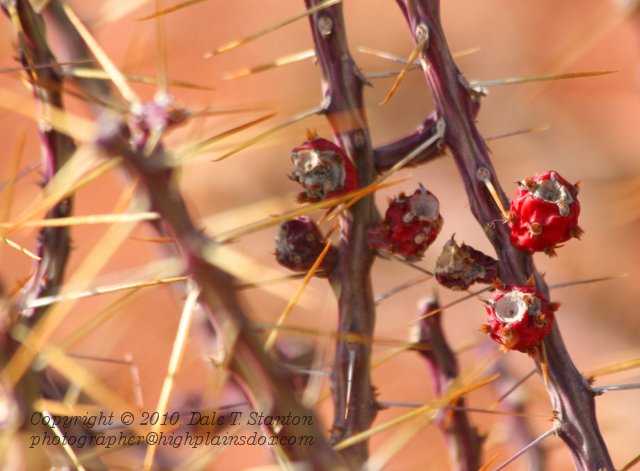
left=1, top=0, right=640, bottom=469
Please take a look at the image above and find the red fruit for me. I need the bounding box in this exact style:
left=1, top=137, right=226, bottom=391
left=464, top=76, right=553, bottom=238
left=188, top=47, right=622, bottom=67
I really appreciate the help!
left=368, top=184, right=443, bottom=261
left=275, top=217, right=336, bottom=273
left=289, top=137, right=359, bottom=203
left=508, top=170, right=582, bottom=255
left=482, top=285, right=555, bottom=352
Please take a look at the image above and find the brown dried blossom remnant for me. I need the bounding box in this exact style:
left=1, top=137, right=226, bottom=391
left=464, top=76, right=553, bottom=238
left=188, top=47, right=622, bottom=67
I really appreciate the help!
left=434, top=235, right=499, bottom=290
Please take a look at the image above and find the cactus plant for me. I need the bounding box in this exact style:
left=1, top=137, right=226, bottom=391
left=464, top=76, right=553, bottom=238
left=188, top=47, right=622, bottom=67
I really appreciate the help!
left=1, top=1, right=639, bottom=470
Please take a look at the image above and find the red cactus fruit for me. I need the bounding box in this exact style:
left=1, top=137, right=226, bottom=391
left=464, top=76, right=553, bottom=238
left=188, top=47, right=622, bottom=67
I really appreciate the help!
left=508, top=170, right=582, bottom=256
left=289, top=137, right=359, bottom=203
left=275, top=217, right=336, bottom=274
left=368, top=184, right=443, bottom=261
left=482, top=285, right=555, bottom=353
left=435, top=235, right=499, bottom=290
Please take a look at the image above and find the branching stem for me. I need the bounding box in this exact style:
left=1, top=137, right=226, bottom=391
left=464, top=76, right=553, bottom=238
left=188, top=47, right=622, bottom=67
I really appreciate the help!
left=304, top=1, right=378, bottom=467
left=394, top=1, right=614, bottom=468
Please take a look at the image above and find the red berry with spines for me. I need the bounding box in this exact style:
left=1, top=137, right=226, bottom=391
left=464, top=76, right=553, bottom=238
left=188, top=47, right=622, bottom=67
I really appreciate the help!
left=508, top=170, right=582, bottom=256
left=482, top=285, right=556, bottom=353
left=368, top=184, right=443, bottom=261
left=289, top=137, right=359, bottom=203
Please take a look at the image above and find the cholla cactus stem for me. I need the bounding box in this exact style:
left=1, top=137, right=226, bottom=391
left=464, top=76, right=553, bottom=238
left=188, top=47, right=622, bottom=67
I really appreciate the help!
left=305, top=1, right=379, bottom=466
left=2, top=0, right=76, bottom=326
left=394, top=0, right=614, bottom=468
left=414, top=297, right=483, bottom=470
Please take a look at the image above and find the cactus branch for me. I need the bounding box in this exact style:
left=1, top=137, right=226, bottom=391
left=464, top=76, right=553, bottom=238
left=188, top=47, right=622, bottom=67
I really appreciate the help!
left=493, top=366, right=547, bottom=470
left=373, top=112, right=442, bottom=172
left=2, top=0, right=75, bottom=326
left=95, top=116, right=345, bottom=470
left=394, top=1, right=614, bottom=468
left=304, top=0, right=378, bottom=467
left=415, top=298, right=483, bottom=471
left=43, top=4, right=344, bottom=466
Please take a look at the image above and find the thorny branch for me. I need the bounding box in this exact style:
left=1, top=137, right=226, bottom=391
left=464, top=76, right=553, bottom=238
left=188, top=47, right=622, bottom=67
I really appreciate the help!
left=1, top=2, right=107, bottom=468
left=492, top=366, right=547, bottom=471
left=373, top=112, right=441, bottom=172
left=6, top=1, right=347, bottom=468
left=96, top=115, right=345, bottom=469
left=394, top=0, right=614, bottom=468
left=414, top=298, right=483, bottom=471
left=0, top=0, right=624, bottom=469
left=1, top=0, right=75, bottom=326
left=304, top=1, right=379, bottom=467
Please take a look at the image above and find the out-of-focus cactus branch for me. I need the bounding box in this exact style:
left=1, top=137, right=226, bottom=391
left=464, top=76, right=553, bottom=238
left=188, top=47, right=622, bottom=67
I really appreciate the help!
left=414, top=298, right=483, bottom=470
left=2, top=0, right=75, bottom=326
left=95, top=113, right=346, bottom=470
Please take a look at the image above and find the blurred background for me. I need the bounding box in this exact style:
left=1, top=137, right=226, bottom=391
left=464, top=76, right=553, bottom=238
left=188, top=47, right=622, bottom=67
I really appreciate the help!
left=1, top=0, right=640, bottom=469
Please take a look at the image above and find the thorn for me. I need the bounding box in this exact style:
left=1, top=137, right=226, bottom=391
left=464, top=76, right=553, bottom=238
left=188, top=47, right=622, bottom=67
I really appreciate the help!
left=592, top=382, right=640, bottom=394
left=374, top=276, right=430, bottom=305
left=480, top=175, right=509, bottom=220
left=62, top=4, right=140, bottom=105
left=211, top=108, right=321, bottom=162
left=411, top=286, right=491, bottom=324
left=493, top=426, right=557, bottom=471
left=470, top=69, right=617, bottom=88
left=389, top=255, right=434, bottom=276
left=345, top=348, right=356, bottom=421
left=223, top=49, right=315, bottom=80
left=136, top=0, right=206, bottom=21
left=177, top=112, right=277, bottom=159
left=525, top=275, right=536, bottom=287
left=306, top=128, right=319, bottom=141
left=477, top=453, right=500, bottom=471
left=264, top=240, right=333, bottom=351
left=485, top=124, right=550, bottom=141
left=536, top=343, right=550, bottom=387
left=620, top=451, right=640, bottom=471
left=380, top=35, right=428, bottom=106
left=1, top=237, right=41, bottom=261
left=358, top=44, right=479, bottom=65
left=571, top=225, right=585, bottom=240
left=585, top=356, right=640, bottom=379
left=154, top=0, right=169, bottom=94
left=203, top=0, right=342, bottom=57
left=495, top=369, right=537, bottom=404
